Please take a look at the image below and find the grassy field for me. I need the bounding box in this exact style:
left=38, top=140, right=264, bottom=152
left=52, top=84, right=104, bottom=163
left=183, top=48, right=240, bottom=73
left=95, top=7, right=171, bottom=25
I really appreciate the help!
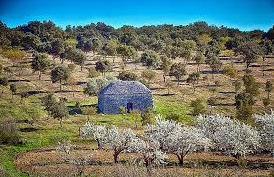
left=0, top=51, right=274, bottom=176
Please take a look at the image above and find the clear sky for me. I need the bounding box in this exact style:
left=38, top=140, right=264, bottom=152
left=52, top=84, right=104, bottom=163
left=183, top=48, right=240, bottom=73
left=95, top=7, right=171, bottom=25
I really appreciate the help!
left=0, top=0, right=274, bottom=31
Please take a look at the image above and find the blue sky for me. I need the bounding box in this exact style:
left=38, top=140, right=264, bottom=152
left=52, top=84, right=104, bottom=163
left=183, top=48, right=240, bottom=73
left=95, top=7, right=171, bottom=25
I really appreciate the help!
left=0, top=0, right=274, bottom=31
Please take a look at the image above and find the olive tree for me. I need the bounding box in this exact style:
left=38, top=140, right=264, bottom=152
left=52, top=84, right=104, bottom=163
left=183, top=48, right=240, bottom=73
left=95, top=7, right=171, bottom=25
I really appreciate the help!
left=31, top=53, right=50, bottom=80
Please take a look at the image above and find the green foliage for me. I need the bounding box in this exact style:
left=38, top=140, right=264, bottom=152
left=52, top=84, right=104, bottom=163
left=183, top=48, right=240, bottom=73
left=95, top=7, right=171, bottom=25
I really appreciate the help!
left=265, top=80, right=273, bottom=99
left=0, top=47, right=26, bottom=61
left=81, top=106, right=97, bottom=115
left=140, top=50, right=160, bottom=68
left=84, top=77, right=115, bottom=96
left=51, top=66, right=70, bottom=90
left=233, top=80, right=242, bottom=93
left=31, top=53, right=50, bottom=79
left=166, top=113, right=181, bottom=122
left=141, top=70, right=156, bottom=84
left=206, top=54, right=222, bottom=78
left=118, top=71, right=137, bottom=81
left=141, top=108, right=155, bottom=125
left=235, top=93, right=254, bottom=121
left=67, top=63, right=76, bottom=72
left=0, top=77, right=8, bottom=86
left=118, top=106, right=127, bottom=114
left=187, top=72, right=200, bottom=92
left=243, top=74, right=259, bottom=97
left=169, top=62, right=187, bottom=83
left=262, top=98, right=270, bottom=108
left=9, top=84, right=16, bottom=95
left=95, top=60, right=111, bottom=75
left=88, top=67, right=100, bottom=78
left=223, top=65, right=238, bottom=78
left=190, top=98, right=207, bottom=116
left=0, top=118, right=21, bottom=145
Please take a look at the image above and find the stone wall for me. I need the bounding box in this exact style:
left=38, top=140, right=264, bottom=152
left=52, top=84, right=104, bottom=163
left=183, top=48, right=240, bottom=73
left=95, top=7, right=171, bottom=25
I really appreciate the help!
left=98, top=93, right=153, bottom=114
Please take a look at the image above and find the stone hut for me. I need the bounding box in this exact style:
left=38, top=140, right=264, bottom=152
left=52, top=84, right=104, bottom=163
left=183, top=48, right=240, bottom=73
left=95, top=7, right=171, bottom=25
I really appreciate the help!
left=98, top=81, right=153, bottom=114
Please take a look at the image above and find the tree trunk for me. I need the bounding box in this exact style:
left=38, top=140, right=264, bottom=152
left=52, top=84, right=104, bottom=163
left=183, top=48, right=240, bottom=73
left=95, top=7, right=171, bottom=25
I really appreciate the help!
left=167, top=87, right=170, bottom=95
left=59, top=79, right=62, bottom=91
left=163, top=74, right=166, bottom=83
left=113, top=151, right=119, bottom=163
left=176, top=154, right=184, bottom=166
left=39, top=71, right=42, bottom=80
left=60, top=118, right=63, bottom=128
left=145, top=158, right=152, bottom=177
left=96, top=139, right=103, bottom=150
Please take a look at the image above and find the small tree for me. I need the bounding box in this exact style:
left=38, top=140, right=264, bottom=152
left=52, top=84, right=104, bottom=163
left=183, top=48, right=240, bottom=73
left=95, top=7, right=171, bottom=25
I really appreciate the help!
left=187, top=72, right=200, bottom=93
left=165, top=79, right=175, bottom=95
left=88, top=67, right=100, bottom=78
left=81, top=121, right=107, bottom=149
left=190, top=98, right=207, bottom=115
left=265, top=80, right=273, bottom=100
left=233, top=80, right=242, bottom=94
left=141, top=108, right=155, bottom=126
left=95, top=60, right=111, bottom=77
left=223, top=65, right=238, bottom=78
left=118, top=71, right=137, bottom=81
left=140, top=50, right=160, bottom=68
left=169, top=63, right=187, bottom=85
left=105, top=126, right=136, bottom=163
left=160, top=55, right=172, bottom=82
left=141, top=70, right=156, bottom=85
left=235, top=93, right=254, bottom=121
left=0, top=77, right=8, bottom=94
left=196, top=114, right=260, bottom=161
left=206, top=54, right=222, bottom=79
left=9, top=84, right=16, bottom=98
left=84, top=77, right=115, bottom=96
left=194, top=51, right=205, bottom=72
left=254, top=112, right=274, bottom=156
left=50, top=99, right=68, bottom=127
left=31, top=53, right=50, bottom=80
left=243, top=74, right=259, bottom=97
left=51, top=66, right=70, bottom=91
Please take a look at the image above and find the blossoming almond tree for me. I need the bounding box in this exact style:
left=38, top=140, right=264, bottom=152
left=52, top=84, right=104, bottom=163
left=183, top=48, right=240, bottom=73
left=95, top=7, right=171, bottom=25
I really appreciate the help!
left=166, top=126, right=211, bottom=165
left=145, top=115, right=182, bottom=150
left=254, top=112, right=274, bottom=156
left=105, top=125, right=137, bottom=163
left=197, top=114, right=260, bottom=159
left=80, top=121, right=107, bottom=149
left=129, top=138, right=167, bottom=176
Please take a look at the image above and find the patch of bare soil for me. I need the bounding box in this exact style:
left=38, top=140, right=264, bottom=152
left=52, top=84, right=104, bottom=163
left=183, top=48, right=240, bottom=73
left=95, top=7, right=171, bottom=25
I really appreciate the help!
left=14, top=145, right=274, bottom=177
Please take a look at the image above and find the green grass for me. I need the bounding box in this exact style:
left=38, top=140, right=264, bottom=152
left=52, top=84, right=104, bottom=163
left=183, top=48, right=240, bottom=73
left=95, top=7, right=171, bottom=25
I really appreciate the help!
left=0, top=94, right=194, bottom=176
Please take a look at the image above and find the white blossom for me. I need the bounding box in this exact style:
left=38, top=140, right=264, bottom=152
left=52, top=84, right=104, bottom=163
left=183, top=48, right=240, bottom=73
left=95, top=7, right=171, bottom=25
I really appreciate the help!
left=56, top=140, right=73, bottom=154
left=254, top=111, right=274, bottom=154
left=197, top=114, right=260, bottom=158
left=166, top=125, right=211, bottom=165
left=105, top=125, right=137, bottom=163
left=81, top=121, right=107, bottom=149
left=145, top=115, right=181, bottom=150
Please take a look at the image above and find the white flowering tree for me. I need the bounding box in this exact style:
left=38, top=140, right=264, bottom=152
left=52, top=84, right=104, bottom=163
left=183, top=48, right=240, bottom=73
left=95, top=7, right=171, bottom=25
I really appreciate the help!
left=105, top=125, right=137, bottom=163
left=80, top=121, right=107, bottom=149
left=129, top=137, right=167, bottom=176
left=145, top=115, right=181, bottom=150
left=196, top=114, right=260, bottom=159
left=254, top=112, right=274, bottom=156
left=166, top=126, right=211, bottom=165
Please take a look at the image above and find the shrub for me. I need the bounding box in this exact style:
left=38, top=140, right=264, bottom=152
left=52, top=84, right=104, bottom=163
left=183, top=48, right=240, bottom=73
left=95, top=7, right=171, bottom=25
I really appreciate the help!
left=81, top=106, right=97, bottom=115
left=207, top=97, right=217, bottom=106
left=88, top=67, right=100, bottom=78
left=190, top=98, right=207, bottom=115
left=166, top=113, right=180, bottom=122
left=68, top=63, right=76, bottom=72
left=223, top=65, right=238, bottom=78
left=118, top=71, right=137, bottom=81
left=141, top=70, right=156, bottom=84
left=119, top=106, right=127, bottom=114
left=141, top=108, right=154, bottom=125
left=0, top=118, right=21, bottom=145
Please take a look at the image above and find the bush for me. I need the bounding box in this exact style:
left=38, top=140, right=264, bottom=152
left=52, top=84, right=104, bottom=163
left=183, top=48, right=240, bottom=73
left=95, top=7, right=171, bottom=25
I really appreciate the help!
left=141, top=70, right=156, bottom=84
left=207, top=97, right=217, bottom=106
left=223, top=65, right=238, bottom=78
left=190, top=98, right=207, bottom=116
left=119, top=106, right=127, bottom=114
left=141, top=108, right=154, bottom=125
left=68, top=63, right=76, bottom=72
left=81, top=106, right=97, bottom=115
left=0, top=118, right=22, bottom=145
left=88, top=67, right=100, bottom=78
left=166, top=113, right=180, bottom=122
left=118, top=71, right=137, bottom=81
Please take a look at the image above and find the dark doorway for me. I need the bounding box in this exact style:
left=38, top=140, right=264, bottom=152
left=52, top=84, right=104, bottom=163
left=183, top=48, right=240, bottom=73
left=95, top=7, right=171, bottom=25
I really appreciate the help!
left=127, top=102, right=133, bottom=113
